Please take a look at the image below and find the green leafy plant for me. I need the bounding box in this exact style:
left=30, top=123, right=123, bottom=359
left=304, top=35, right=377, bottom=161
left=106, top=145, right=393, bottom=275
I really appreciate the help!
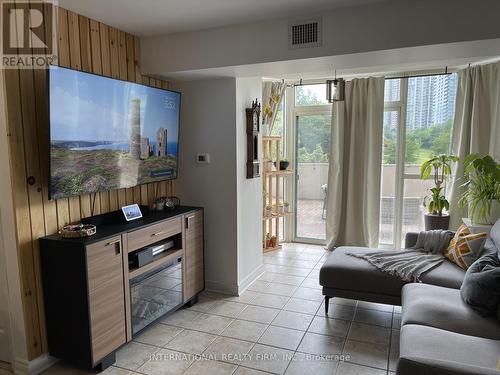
left=459, top=154, right=500, bottom=223
left=424, top=187, right=449, bottom=216
left=420, top=154, right=458, bottom=216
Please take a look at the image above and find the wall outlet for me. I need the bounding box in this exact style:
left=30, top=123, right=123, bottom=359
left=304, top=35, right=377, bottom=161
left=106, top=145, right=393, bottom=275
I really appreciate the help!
left=196, top=153, right=210, bottom=163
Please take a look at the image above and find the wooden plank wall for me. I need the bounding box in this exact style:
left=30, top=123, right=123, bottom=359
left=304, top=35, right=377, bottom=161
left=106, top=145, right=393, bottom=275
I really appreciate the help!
left=4, top=4, right=174, bottom=359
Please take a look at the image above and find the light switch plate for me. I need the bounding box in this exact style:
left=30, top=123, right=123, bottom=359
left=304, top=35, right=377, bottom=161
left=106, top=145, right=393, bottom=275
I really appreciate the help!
left=196, top=153, right=210, bottom=163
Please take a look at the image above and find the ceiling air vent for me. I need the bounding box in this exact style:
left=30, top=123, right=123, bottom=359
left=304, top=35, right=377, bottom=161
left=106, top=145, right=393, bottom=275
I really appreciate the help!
left=288, top=18, right=322, bottom=49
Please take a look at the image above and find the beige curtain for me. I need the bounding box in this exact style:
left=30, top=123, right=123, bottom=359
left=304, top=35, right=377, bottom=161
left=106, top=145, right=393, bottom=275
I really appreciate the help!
left=326, top=77, right=385, bottom=249
left=262, top=81, right=286, bottom=132
left=448, top=62, right=500, bottom=229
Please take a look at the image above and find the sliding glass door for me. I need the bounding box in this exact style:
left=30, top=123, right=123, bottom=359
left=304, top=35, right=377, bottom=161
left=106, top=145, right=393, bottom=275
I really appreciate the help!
left=288, top=84, right=331, bottom=243
left=380, top=74, right=457, bottom=248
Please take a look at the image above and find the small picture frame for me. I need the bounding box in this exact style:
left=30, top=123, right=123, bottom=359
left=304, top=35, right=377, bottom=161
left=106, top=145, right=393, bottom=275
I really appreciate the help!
left=121, top=204, right=143, bottom=222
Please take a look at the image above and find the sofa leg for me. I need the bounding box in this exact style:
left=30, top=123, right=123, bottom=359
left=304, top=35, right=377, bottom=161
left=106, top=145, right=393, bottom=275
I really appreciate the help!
left=324, top=296, right=330, bottom=315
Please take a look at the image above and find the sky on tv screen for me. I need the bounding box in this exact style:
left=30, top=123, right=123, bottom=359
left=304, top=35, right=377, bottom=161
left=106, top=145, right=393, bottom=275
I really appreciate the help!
left=50, top=65, right=180, bottom=143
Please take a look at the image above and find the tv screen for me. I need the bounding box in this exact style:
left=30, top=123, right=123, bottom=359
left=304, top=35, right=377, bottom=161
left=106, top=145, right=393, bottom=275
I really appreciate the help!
left=49, top=66, right=180, bottom=200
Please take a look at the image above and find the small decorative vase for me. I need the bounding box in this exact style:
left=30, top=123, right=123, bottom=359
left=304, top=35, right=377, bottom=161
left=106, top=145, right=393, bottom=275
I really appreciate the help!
left=155, top=200, right=165, bottom=211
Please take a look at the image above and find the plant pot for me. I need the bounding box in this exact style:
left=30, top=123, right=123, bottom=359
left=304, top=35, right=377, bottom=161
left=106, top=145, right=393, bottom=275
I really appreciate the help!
left=471, top=199, right=500, bottom=225
left=424, top=213, right=450, bottom=230
left=274, top=160, right=290, bottom=171
left=265, top=239, right=271, bottom=248
left=270, top=236, right=277, bottom=248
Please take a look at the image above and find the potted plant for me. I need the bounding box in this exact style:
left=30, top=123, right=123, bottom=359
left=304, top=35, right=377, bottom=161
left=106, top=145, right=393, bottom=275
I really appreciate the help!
left=459, top=154, right=500, bottom=224
left=420, top=154, right=459, bottom=230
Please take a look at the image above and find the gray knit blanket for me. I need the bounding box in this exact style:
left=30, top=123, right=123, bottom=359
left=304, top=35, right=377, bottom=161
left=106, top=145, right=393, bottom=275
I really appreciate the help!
left=347, top=230, right=454, bottom=282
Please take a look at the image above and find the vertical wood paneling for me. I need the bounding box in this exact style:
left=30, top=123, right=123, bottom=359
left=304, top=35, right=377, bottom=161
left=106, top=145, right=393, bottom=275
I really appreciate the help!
left=5, top=68, right=41, bottom=359
left=108, top=28, right=119, bottom=79
left=99, top=23, right=111, bottom=77
left=78, top=16, right=91, bottom=72
left=65, top=10, right=82, bottom=223
left=55, top=7, right=70, bottom=228
left=89, top=20, right=102, bottom=75
left=5, top=5, right=174, bottom=359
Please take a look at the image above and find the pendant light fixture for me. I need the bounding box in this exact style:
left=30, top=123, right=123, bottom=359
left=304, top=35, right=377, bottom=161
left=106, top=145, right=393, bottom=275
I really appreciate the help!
left=326, top=70, right=345, bottom=103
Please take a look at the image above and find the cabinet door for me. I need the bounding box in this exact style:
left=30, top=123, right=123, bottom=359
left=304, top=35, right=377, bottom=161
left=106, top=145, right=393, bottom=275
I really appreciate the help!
left=184, top=211, right=204, bottom=301
left=86, top=236, right=126, bottom=364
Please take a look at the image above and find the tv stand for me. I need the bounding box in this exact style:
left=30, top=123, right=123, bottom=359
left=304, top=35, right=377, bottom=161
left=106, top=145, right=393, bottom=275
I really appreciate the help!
left=40, top=206, right=204, bottom=371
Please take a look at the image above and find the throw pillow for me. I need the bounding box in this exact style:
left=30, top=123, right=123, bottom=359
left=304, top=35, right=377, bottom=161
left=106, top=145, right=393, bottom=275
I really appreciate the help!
left=460, top=252, right=500, bottom=317
left=444, top=224, right=488, bottom=270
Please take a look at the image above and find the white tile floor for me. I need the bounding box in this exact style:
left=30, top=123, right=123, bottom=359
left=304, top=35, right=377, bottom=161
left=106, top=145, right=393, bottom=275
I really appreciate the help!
left=43, top=243, right=400, bottom=375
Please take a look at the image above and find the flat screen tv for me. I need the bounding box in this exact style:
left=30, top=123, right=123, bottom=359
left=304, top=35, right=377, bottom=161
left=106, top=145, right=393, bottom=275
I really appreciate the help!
left=48, top=65, right=181, bottom=200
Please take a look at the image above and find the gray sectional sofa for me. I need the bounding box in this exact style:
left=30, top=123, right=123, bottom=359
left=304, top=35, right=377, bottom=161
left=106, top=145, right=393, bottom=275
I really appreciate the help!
left=319, top=226, right=500, bottom=375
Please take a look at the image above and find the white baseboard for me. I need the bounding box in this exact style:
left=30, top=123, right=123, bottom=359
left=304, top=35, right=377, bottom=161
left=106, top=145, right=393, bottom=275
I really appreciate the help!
left=206, top=264, right=264, bottom=296
left=205, top=280, right=239, bottom=295
left=237, top=264, right=264, bottom=295
left=13, top=354, right=58, bottom=375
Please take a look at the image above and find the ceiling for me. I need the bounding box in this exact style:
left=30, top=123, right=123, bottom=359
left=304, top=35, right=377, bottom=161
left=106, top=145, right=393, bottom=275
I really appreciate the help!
left=59, top=0, right=386, bottom=36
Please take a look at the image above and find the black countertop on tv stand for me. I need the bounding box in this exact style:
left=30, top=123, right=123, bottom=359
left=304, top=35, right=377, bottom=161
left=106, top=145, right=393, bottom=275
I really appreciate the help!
left=40, top=205, right=202, bottom=245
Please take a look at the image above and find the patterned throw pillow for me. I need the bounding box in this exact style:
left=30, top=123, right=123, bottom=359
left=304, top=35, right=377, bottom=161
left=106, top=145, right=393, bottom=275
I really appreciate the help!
left=444, top=224, right=488, bottom=270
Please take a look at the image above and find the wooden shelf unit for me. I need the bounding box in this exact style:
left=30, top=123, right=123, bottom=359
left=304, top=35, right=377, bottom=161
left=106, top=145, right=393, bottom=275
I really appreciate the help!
left=262, top=137, right=293, bottom=252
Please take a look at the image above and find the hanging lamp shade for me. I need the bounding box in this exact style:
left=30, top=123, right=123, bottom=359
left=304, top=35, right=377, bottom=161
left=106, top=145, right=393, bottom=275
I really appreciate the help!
left=326, top=78, right=345, bottom=103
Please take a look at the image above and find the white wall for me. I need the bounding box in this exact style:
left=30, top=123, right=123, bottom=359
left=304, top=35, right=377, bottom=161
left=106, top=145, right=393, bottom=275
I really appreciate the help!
left=235, top=77, right=264, bottom=292
left=174, top=78, right=239, bottom=294
left=142, top=0, right=500, bottom=77
left=175, top=77, right=264, bottom=295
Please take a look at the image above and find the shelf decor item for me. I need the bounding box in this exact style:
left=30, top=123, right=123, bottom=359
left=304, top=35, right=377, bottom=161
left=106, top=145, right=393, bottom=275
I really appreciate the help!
left=459, top=154, right=500, bottom=224
left=59, top=223, right=97, bottom=238
left=420, top=154, right=459, bottom=230
left=274, top=160, right=290, bottom=171
left=284, top=202, right=290, bottom=213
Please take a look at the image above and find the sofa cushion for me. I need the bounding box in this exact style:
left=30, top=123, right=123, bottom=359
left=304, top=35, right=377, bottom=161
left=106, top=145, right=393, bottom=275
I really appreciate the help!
left=401, top=283, right=500, bottom=340
left=319, top=247, right=405, bottom=298
left=398, top=324, right=500, bottom=375
left=320, top=247, right=466, bottom=299
left=443, top=224, right=488, bottom=270
left=460, top=252, right=500, bottom=317
left=419, top=258, right=465, bottom=289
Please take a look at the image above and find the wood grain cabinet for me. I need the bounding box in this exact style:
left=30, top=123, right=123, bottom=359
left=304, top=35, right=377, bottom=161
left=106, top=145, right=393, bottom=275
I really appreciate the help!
left=184, top=211, right=204, bottom=301
left=86, top=237, right=126, bottom=364
left=40, top=236, right=127, bottom=369
left=40, top=206, right=204, bottom=371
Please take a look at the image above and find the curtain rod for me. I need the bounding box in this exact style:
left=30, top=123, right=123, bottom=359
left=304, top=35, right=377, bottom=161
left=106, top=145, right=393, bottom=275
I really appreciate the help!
left=386, top=72, right=453, bottom=80
left=277, top=67, right=453, bottom=86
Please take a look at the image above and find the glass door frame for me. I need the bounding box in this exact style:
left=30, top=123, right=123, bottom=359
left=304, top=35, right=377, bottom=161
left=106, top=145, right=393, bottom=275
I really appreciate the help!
left=381, top=77, right=410, bottom=249
left=284, top=82, right=332, bottom=245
